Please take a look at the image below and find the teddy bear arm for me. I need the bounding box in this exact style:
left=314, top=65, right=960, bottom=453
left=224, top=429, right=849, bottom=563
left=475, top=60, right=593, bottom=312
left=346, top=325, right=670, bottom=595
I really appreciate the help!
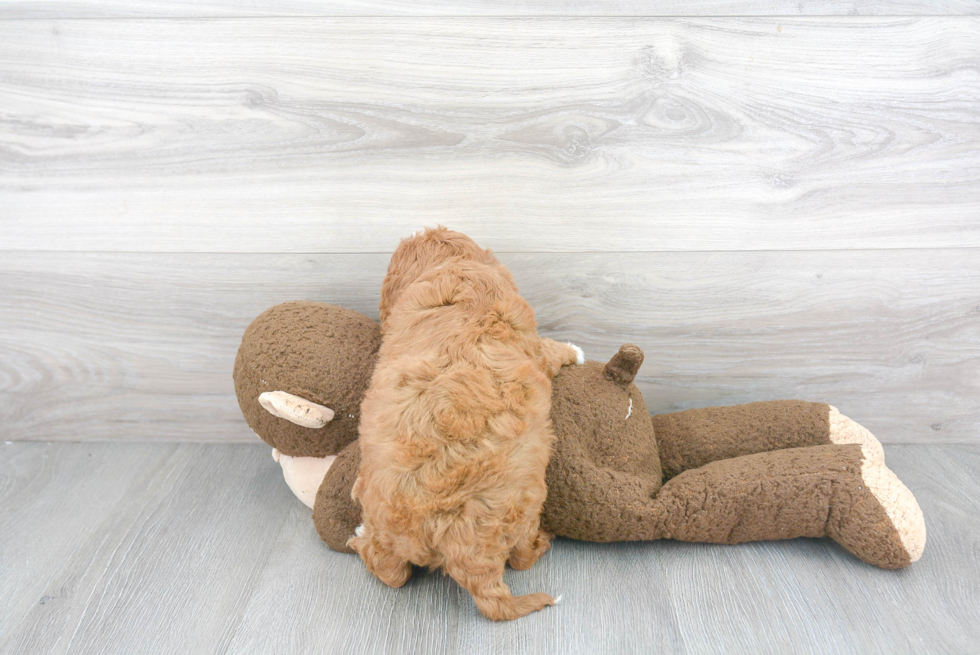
left=312, top=440, right=363, bottom=554
left=650, top=443, right=924, bottom=568
left=541, top=436, right=664, bottom=542
left=653, top=400, right=842, bottom=480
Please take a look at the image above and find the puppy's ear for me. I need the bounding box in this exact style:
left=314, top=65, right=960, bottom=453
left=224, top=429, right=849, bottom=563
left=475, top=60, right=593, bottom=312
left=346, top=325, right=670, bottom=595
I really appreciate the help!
left=379, top=230, right=434, bottom=330
left=379, top=272, right=406, bottom=332
left=604, top=344, right=644, bottom=386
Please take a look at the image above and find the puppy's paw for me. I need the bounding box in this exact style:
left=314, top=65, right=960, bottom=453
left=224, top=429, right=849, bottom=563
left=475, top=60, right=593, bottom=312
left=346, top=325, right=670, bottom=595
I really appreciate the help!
left=346, top=525, right=366, bottom=550
left=566, top=343, right=585, bottom=365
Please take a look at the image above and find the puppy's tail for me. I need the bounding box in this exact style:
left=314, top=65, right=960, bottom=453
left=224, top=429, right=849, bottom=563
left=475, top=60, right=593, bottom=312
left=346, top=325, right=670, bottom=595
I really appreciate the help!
left=445, top=558, right=558, bottom=621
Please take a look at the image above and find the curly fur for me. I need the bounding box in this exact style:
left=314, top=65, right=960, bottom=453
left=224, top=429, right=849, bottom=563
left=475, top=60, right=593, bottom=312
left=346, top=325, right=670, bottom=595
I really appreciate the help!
left=349, top=227, right=578, bottom=620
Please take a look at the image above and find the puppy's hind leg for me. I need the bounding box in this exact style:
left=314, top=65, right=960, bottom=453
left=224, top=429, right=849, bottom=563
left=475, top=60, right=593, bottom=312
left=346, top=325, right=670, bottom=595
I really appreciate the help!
left=348, top=525, right=413, bottom=588
left=508, top=528, right=553, bottom=571
left=445, top=555, right=557, bottom=621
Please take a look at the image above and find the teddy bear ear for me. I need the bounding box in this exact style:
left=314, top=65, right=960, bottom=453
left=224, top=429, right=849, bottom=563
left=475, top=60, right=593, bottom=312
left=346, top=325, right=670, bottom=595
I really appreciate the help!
left=258, top=391, right=335, bottom=428
left=604, top=344, right=644, bottom=386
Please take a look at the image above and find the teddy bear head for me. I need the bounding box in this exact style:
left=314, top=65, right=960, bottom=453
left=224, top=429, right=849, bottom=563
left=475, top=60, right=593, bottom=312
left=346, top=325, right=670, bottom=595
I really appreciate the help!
left=233, top=301, right=381, bottom=458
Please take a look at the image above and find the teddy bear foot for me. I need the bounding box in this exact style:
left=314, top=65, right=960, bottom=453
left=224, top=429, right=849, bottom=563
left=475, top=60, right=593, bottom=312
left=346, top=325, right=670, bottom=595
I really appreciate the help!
left=827, top=451, right=926, bottom=569
left=828, top=406, right=884, bottom=463
left=858, top=456, right=927, bottom=566
left=272, top=448, right=337, bottom=509
left=823, top=407, right=924, bottom=566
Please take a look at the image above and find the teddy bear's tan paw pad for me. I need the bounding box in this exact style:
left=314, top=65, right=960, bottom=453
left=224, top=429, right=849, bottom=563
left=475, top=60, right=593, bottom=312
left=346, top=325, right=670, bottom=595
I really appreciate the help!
left=828, top=406, right=884, bottom=463
left=861, top=459, right=926, bottom=564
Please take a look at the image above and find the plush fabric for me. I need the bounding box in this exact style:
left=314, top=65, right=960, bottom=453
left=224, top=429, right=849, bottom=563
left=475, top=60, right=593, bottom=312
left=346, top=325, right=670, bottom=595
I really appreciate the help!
left=234, top=302, right=926, bottom=569
left=653, top=400, right=832, bottom=480
left=233, top=301, right=380, bottom=458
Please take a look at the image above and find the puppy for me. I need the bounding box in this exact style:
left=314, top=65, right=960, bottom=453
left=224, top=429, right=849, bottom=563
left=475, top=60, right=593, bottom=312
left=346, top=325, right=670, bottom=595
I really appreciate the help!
left=349, top=227, right=583, bottom=621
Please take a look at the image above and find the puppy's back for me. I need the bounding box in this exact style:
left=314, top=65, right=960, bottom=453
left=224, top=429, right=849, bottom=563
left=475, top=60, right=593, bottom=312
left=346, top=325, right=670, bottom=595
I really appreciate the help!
left=353, top=255, right=560, bottom=620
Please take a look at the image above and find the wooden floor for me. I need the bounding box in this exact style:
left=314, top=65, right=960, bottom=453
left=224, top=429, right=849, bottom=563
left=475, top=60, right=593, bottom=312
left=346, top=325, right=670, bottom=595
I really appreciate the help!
left=1, top=441, right=977, bottom=654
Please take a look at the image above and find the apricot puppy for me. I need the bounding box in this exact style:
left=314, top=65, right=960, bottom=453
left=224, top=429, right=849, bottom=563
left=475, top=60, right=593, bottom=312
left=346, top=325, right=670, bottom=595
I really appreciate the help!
left=349, top=227, right=582, bottom=620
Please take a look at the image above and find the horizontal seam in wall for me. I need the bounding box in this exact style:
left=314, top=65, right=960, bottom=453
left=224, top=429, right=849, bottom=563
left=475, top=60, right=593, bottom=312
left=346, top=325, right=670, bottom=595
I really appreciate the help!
left=0, top=15, right=977, bottom=21
left=2, top=245, right=980, bottom=256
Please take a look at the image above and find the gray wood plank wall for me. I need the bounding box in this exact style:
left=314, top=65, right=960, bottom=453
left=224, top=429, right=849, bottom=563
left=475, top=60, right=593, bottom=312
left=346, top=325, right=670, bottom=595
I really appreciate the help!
left=4, top=18, right=980, bottom=252
left=1, top=6, right=978, bottom=444
left=1, top=1, right=978, bottom=17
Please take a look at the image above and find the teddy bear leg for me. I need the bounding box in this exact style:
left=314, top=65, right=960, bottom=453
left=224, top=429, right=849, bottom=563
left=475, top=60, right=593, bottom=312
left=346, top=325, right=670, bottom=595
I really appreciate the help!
left=649, top=444, right=924, bottom=568
left=653, top=400, right=885, bottom=479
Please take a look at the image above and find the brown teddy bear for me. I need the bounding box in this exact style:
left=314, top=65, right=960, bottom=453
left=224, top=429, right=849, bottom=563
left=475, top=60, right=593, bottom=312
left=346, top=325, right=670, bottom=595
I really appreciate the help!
left=235, top=301, right=925, bottom=571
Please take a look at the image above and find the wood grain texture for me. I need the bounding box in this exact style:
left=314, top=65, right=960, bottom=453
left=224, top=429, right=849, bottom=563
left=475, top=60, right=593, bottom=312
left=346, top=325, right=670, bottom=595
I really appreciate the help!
left=0, top=441, right=177, bottom=643
left=2, top=249, right=977, bottom=444
left=1, top=442, right=977, bottom=654
left=0, top=442, right=294, bottom=654
left=3, top=1, right=979, bottom=18
left=2, top=18, right=979, bottom=252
